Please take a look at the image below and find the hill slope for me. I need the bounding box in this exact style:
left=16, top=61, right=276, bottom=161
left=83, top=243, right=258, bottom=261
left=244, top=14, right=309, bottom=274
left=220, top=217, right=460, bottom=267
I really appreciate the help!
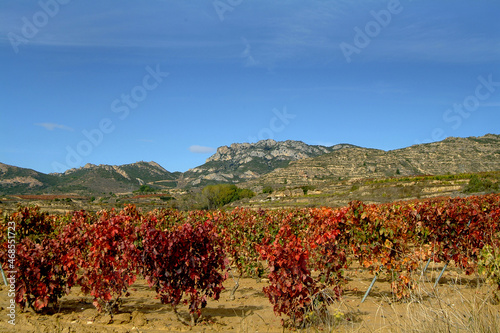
left=0, top=161, right=178, bottom=195
left=0, top=163, right=60, bottom=194
left=177, top=139, right=354, bottom=187
left=245, top=134, right=500, bottom=188
left=1, top=134, right=499, bottom=195
left=55, top=161, right=180, bottom=194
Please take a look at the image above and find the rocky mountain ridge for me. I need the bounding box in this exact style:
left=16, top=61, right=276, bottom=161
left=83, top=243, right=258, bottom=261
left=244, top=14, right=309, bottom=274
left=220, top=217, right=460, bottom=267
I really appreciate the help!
left=1, top=134, right=499, bottom=195
left=179, top=139, right=354, bottom=187
left=246, top=134, right=500, bottom=189
left=207, top=139, right=335, bottom=162
left=0, top=161, right=177, bottom=195
left=0, top=163, right=58, bottom=192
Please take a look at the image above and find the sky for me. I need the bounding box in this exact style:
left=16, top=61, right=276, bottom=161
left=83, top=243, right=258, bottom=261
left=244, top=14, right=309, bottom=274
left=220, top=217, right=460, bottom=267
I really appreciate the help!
left=1, top=0, right=499, bottom=174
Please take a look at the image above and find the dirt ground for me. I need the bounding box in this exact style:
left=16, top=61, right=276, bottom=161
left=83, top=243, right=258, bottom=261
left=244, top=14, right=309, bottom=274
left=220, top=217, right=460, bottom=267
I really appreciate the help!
left=1, top=262, right=499, bottom=333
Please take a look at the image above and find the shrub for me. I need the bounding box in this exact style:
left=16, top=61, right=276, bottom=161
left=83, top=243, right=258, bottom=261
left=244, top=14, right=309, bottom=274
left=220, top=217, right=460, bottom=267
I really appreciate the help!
left=140, top=218, right=227, bottom=326
left=62, top=210, right=141, bottom=315
left=262, top=186, right=274, bottom=194
left=258, top=224, right=317, bottom=327
left=464, top=175, right=499, bottom=193
left=201, top=184, right=255, bottom=209
left=0, top=207, right=78, bottom=312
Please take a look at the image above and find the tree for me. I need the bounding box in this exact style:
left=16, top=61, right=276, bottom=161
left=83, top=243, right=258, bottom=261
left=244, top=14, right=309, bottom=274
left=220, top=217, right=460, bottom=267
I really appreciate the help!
left=135, top=184, right=155, bottom=193
left=263, top=186, right=274, bottom=194
left=464, top=175, right=498, bottom=193
left=201, top=184, right=254, bottom=209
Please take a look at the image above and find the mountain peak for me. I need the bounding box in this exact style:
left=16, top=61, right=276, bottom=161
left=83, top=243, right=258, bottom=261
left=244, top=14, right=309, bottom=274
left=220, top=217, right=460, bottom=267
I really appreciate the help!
left=206, top=139, right=331, bottom=164
left=175, top=139, right=339, bottom=187
left=1, top=134, right=499, bottom=194
left=145, top=161, right=166, bottom=171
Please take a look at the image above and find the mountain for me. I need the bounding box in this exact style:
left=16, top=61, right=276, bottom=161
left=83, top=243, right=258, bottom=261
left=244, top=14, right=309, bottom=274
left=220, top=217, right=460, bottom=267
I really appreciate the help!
left=1, top=134, right=499, bottom=195
left=55, top=161, right=180, bottom=194
left=177, top=139, right=354, bottom=187
left=0, top=161, right=178, bottom=195
left=245, top=134, right=500, bottom=189
left=0, top=163, right=59, bottom=194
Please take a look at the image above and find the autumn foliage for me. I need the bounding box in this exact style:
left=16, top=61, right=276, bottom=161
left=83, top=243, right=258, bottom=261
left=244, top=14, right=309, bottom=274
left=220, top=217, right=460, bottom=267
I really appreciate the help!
left=140, top=216, right=227, bottom=326
left=1, top=193, right=499, bottom=326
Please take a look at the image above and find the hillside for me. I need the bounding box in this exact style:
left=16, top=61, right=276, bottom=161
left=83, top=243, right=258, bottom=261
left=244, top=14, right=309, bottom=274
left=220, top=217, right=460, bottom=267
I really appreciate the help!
left=0, top=134, right=499, bottom=196
left=245, top=134, right=500, bottom=189
left=0, top=163, right=60, bottom=194
left=0, top=161, right=178, bottom=195
left=177, top=139, right=354, bottom=187
left=56, top=161, right=181, bottom=194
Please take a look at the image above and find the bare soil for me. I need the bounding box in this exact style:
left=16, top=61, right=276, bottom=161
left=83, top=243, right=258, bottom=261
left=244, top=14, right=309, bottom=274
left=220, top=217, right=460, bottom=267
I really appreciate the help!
left=0, top=263, right=498, bottom=333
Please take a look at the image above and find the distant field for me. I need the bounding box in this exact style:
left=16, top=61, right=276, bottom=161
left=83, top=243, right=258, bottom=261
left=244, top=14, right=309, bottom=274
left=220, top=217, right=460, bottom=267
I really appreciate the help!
left=12, top=194, right=88, bottom=200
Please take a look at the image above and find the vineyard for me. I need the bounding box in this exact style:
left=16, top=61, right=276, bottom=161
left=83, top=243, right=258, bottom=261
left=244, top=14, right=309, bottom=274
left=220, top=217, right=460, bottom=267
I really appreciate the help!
left=1, top=193, right=500, bottom=332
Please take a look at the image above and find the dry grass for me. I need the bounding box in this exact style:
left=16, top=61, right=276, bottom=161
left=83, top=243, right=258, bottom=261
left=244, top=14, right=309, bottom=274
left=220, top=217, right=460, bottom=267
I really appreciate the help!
left=293, top=267, right=500, bottom=333
left=388, top=283, right=500, bottom=333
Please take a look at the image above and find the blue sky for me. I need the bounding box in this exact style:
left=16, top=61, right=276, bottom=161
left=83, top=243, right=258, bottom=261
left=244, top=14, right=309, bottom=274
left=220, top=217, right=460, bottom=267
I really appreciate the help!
left=1, top=0, right=499, bottom=174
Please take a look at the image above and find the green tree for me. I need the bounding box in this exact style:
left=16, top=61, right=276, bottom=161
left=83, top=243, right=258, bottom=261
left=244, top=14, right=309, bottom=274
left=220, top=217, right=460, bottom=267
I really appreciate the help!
left=201, top=184, right=254, bottom=209
left=262, top=186, right=273, bottom=194
left=301, top=185, right=315, bottom=195
left=464, top=175, right=498, bottom=193
left=135, top=184, right=155, bottom=193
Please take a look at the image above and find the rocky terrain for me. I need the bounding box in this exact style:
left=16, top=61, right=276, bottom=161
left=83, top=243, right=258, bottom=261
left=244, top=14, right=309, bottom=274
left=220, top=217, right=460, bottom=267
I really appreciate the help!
left=246, top=134, right=500, bottom=189
left=0, top=161, right=178, bottom=195
left=178, top=139, right=354, bottom=187
left=0, top=163, right=58, bottom=193
left=0, top=134, right=499, bottom=197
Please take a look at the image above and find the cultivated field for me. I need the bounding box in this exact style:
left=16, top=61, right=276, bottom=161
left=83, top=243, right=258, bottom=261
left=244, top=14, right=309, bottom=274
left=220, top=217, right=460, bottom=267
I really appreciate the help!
left=1, top=194, right=499, bottom=332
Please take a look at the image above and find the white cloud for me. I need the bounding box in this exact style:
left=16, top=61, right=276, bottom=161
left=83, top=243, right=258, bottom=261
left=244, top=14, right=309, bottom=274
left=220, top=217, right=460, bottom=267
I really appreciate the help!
left=189, top=145, right=215, bottom=154
left=35, top=122, right=74, bottom=131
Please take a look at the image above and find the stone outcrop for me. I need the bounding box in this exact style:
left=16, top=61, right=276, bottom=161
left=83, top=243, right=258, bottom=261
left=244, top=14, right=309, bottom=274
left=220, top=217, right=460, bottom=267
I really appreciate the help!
left=206, top=139, right=335, bottom=163
left=246, top=134, right=500, bottom=188
left=1, top=134, right=499, bottom=194
left=180, top=140, right=347, bottom=187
